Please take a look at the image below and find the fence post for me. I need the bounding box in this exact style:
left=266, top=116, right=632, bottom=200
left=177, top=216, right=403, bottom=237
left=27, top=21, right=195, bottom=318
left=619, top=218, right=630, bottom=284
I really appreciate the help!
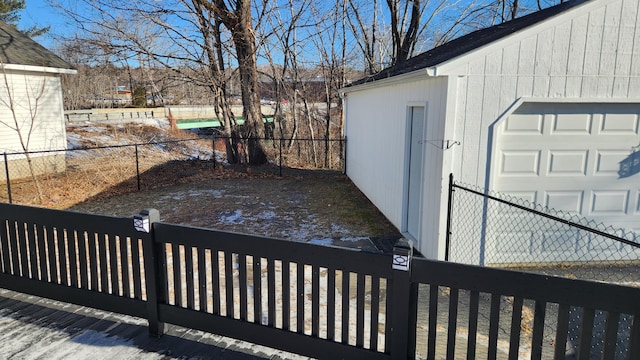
left=135, top=144, right=141, bottom=191
left=136, top=209, right=165, bottom=337
left=3, top=152, right=12, bottom=204
left=390, top=238, right=418, bottom=359
left=445, top=173, right=454, bottom=262
left=342, top=136, right=347, bottom=175
left=212, top=134, right=217, bottom=169
left=279, top=138, right=283, bottom=177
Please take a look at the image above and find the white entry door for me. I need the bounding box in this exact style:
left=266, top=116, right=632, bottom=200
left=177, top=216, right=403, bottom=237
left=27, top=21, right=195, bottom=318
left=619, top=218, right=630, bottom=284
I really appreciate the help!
left=406, top=106, right=425, bottom=240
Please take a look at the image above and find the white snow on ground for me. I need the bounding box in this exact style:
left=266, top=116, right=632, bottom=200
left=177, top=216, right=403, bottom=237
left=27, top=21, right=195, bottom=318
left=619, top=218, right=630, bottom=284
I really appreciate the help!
left=220, top=209, right=244, bottom=224
left=309, top=238, right=333, bottom=246
left=159, top=189, right=225, bottom=202
left=0, top=313, right=162, bottom=360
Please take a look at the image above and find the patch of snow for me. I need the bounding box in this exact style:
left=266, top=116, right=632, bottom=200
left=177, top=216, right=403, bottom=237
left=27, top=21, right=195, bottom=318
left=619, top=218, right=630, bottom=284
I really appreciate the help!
left=257, top=210, right=277, bottom=220
left=337, top=236, right=371, bottom=242
left=159, top=189, right=225, bottom=202
left=187, top=189, right=225, bottom=198
left=66, top=132, right=84, bottom=149
left=220, top=210, right=244, bottom=224
left=309, top=238, right=334, bottom=246
left=331, top=223, right=350, bottom=235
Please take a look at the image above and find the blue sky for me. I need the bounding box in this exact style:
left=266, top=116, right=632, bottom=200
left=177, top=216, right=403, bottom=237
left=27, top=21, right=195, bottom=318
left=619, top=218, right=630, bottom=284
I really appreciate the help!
left=19, top=0, right=73, bottom=49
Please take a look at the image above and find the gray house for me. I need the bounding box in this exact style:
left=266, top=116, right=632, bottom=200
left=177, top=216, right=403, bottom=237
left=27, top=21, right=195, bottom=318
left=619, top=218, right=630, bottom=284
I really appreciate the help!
left=0, top=21, right=76, bottom=180
left=341, top=0, right=640, bottom=262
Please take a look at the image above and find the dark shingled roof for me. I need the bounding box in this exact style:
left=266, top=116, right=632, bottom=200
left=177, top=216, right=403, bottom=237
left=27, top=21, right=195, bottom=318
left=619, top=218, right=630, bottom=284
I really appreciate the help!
left=0, top=21, right=74, bottom=70
left=348, top=0, right=588, bottom=86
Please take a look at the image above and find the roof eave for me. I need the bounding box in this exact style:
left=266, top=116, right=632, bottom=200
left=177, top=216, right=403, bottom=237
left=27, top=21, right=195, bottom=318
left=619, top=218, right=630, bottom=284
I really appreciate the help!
left=341, top=67, right=440, bottom=94
left=2, top=63, right=77, bottom=75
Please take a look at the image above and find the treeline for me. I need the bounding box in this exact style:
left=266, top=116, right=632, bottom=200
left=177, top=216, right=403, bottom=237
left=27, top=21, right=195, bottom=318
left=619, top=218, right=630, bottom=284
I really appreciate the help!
left=52, top=0, right=564, bottom=165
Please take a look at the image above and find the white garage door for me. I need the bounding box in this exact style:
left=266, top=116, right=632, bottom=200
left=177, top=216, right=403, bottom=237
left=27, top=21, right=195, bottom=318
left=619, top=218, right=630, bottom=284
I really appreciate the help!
left=489, top=102, right=640, bottom=263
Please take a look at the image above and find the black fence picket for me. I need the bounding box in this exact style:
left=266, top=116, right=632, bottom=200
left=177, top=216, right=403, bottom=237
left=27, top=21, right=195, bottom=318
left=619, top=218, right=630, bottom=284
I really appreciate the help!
left=1, top=203, right=640, bottom=359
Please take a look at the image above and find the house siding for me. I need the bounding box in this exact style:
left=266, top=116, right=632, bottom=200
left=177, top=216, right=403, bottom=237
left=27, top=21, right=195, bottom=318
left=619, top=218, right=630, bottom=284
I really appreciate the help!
left=345, top=76, right=448, bottom=256
left=450, top=0, right=640, bottom=188
left=0, top=70, right=67, bottom=181
left=0, top=70, right=66, bottom=154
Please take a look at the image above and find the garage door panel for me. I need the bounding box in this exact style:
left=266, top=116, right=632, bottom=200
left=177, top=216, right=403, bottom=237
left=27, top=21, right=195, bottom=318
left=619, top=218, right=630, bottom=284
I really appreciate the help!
left=600, top=112, right=639, bottom=134
left=589, top=190, right=629, bottom=215
left=493, top=102, right=640, bottom=237
left=548, top=150, right=588, bottom=175
left=541, top=230, right=580, bottom=253
left=499, top=150, right=541, bottom=176
left=544, top=191, right=584, bottom=214
left=503, top=113, right=544, bottom=133
left=552, top=112, right=593, bottom=134
left=595, top=150, right=630, bottom=175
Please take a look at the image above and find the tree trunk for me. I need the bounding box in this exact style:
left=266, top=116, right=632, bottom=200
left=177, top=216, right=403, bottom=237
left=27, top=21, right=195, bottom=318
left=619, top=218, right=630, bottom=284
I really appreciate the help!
left=234, top=33, right=267, bottom=165
left=204, top=0, right=268, bottom=165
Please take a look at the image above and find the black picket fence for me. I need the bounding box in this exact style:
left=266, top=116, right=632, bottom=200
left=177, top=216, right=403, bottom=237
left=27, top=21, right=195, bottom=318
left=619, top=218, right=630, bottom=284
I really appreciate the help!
left=1, top=203, right=640, bottom=359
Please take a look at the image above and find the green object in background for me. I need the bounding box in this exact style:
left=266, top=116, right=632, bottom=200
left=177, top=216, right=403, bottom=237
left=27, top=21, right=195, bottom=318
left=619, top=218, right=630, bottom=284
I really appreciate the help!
left=176, top=117, right=274, bottom=129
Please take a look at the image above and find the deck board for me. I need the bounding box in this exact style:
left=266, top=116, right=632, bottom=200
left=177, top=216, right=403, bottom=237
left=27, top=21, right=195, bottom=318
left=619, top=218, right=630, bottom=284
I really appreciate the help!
left=0, top=288, right=310, bottom=359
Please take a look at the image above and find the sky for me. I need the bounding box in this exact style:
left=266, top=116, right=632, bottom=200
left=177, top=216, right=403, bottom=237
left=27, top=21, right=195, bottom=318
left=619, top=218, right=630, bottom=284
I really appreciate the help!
left=19, top=0, right=74, bottom=49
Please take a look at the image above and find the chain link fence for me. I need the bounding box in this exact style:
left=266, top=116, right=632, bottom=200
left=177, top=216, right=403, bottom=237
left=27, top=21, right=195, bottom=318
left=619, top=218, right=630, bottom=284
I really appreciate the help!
left=445, top=174, right=640, bottom=360
left=446, top=174, right=640, bottom=284
left=0, top=136, right=345, bottom=208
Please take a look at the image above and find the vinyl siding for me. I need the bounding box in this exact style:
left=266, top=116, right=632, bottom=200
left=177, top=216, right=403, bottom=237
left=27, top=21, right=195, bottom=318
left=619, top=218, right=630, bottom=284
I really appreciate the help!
left=344, top=76, right=448, bottom=256
left=0, top=70, right=66, bottom=154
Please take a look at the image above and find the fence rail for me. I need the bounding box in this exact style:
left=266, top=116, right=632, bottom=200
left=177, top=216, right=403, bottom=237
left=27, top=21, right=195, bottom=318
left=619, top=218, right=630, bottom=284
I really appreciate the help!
left=65, top=110, right=156, bottom=123
left=1, top=203, right=640, bottom=359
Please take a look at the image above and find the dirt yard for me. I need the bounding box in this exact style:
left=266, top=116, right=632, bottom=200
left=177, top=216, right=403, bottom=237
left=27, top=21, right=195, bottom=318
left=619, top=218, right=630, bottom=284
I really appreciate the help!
left=69, top=168, right=401, bottom=248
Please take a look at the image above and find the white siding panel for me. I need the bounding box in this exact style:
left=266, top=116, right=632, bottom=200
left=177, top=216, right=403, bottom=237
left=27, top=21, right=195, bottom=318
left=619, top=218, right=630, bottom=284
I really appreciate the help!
left=461, top=59, right=487, bottom=185
left=612, top=0, right=638, bottom=96
left=345, top=76, right=448, bottom=255
left=598, top=0, right=623, bottom=96
left=549, top=22, right=571, bottom=96
left=582, top=8, right=606, bottom=97
left=566, top=13, right=589, bottom=97
left=629, top=0, right=640, bottom=97
left=533, top=28, right=554, bottom=97
left=0, top=71, right=66, bottom=154
left=516, top=36, right=537, bottom=97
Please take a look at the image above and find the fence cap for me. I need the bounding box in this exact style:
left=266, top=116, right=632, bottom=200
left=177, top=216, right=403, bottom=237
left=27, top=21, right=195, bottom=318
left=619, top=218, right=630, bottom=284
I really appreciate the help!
left=393, top=238, right=413, bottom=252
left=392, top=238, right=413, bottom=271
left=133, top=209, right=160, bottom=233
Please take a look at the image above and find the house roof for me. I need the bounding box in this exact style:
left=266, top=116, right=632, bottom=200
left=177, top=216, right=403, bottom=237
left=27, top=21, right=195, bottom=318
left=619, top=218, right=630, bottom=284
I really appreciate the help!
left=348, top=0, right=589, bottom=86
left=0, top=21, right=74, bottom=70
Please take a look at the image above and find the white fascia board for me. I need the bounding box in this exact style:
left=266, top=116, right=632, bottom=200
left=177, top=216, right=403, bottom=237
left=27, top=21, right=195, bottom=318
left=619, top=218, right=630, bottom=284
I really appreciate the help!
left=520, top=97, right=640, bottom=104
left=430, top=0, right=600, bottom=76
left=340, top=67, right=437, bottom=95
left=2, top=63, right=77, bottom=75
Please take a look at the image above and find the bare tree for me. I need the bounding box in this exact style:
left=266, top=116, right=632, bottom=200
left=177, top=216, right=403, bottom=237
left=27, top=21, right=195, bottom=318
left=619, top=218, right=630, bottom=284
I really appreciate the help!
left=199, top=0, right=268, bottom=165
left=346, top=0, right=474, bottom=73
left=0, top=61, right=47, bottom=201
left=57, top=0, right=268, bottom=164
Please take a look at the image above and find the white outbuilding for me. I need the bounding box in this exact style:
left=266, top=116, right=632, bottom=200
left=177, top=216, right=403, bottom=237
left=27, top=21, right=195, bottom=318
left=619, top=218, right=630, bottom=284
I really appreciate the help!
left=0, top=21, right=76, bottom=180
left=341, top=0, right=640, bottom=260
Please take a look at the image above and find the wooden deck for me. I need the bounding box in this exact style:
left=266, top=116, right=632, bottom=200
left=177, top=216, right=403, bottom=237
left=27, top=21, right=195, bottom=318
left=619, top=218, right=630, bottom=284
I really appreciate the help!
left=0, top=288, right=310, bottom=359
